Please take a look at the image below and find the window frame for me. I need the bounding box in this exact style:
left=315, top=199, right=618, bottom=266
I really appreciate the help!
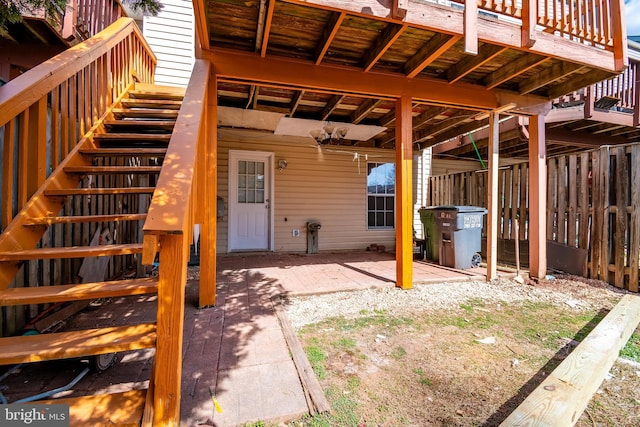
left=366, top=161, right=396, bottom=230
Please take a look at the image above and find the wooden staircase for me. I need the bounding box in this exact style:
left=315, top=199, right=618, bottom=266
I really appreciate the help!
left=0, top=83, right=185, bottom=425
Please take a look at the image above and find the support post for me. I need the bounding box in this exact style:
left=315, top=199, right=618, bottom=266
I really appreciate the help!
left=486, top=112, right=499, bottom=281
left=200, top=72, right=218, bottom=307
left=395, top=95, right=413, bottom=290
left=528, top=114, right=547, bottom=279
left=153, top=234, right=188, bottom=426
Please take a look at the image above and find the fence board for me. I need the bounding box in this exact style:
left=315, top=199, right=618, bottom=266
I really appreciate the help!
left=630, top=146, right=640, bottom=292
left=614, top=147, right=628, bottom=288
left=567, top=155, right=577, bottom=247
left=547, top=158, right=557, bottom=240
left=600, top=148, right=611, bottom=283
left=557, top=156, right=567, bottom=244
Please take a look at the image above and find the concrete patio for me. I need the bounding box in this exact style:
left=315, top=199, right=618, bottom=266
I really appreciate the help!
left=0, top=251, right=496, bottom=426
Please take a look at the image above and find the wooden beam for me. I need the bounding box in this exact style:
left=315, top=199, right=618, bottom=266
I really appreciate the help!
left=200, top=71, right=217, bottom=308
left=500, top=295, right=640, bottom=426
left=209, top=49, right=548, bottom=111
left=486, top=112, right=499, bottom=280
left=289, top=90, right=305, bottom=117
left=363, top=23, right=408, bottom=72
left=528, top=114, right=547, bottom=279
left=546, top=69, right=614, bottom=99
left=314, top=11, right=345, bottom=65
left=412, top=106, right=447, bottom=129
left=447, top=44, right=507, bottom=84
left=260, top=0, right=276, bottom=58
left=415, top=110, right=473, bottom=145
left=545, top=127, right=630, bottom=146
left=463, top=0, right=478, bottom=55
left=321, top=94, right=344, bottom=120
left=395, top=96, right=413, bottom=290
left=483, top=54, right=549, bottom=89
left=519, top=62, right=584, bottom=95
left=404, top=34, right=461, bottom=79
left=431, top=116, right=523, bottom=154
left=350, top=98, right=383, bottom=124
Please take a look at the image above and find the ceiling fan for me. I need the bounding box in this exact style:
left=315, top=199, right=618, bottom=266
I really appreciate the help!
left=274, top=117, right=386, bottom=145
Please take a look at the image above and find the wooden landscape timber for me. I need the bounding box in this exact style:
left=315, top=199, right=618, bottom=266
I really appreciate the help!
left=500, top=294, right=640, bottom=426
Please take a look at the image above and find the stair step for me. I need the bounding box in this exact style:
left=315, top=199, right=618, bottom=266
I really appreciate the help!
left=130, top=83, right=185, bottom=100
left=104, top=119, right=176, bottom=133
left=38, top=389, right=146, bottom=427
left=44, top=187, right=156, bottom=196
left=113, top=108, right=179, bottom=119
left=0, top=277, right=158, bottom=306
left=64, top=166, right=162, bottom=174
left=94, top=133, right=171, bottom=142
left=80, top=148, right=167, bottom=157
left=0, top=243, right=143, bottom=261
left=0, top=323, right=156, bottom=365
left=24, top=213, right=147, bottom=225
left=121, top=98, right=182, bottom=109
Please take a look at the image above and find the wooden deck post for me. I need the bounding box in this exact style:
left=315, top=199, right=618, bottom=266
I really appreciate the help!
left=528, top=114, right=547, bottom=279
left=486, top=112, right=499, bottom=281
left=200, top=71, right=217, bottom=307
left=395, top=95, right=413, bottom=289
left=153, top=233, right=188, bottom=426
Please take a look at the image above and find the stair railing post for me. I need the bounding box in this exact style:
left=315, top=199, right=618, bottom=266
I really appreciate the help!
left=153, top=233, right=188, bottom=426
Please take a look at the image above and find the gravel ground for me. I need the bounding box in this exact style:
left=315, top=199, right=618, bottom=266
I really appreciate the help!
left=283, top=276, right=628, bottom=329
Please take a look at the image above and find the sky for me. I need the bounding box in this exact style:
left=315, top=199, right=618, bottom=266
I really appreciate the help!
left=627, top=0, right=640, bottom=36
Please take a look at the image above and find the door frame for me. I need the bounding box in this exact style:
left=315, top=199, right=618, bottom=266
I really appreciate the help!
left=227, top=149, right=275, bottom=252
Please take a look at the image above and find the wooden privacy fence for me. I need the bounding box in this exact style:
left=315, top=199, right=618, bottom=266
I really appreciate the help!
left=428, top=144, right=640, bottom=292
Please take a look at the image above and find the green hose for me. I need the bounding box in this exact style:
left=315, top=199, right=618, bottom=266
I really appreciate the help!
left=469, top=133, right=487, bottom=170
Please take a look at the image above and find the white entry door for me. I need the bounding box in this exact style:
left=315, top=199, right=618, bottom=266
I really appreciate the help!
left=228, top=150, right=273, bottom=251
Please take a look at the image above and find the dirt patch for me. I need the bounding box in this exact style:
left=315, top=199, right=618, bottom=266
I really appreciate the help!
left=290, top=278, right=640, bottom=426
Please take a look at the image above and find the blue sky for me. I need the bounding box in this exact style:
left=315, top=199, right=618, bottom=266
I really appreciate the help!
left=627, top=0, right=640, bottom=36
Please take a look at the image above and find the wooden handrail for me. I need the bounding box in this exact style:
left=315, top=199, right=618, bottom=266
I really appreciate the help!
left=0, top=17, right=156, bottom=230
left=143, top=59, right=211, bottom=237
left=141, top=59, right=211, bottom=425
left=0, top=18, right=155, bottom=127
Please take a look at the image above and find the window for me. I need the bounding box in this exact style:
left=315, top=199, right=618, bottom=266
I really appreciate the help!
left=367, top=162, right=395, bottom=229
left=237, top=160, right=265, bottom=203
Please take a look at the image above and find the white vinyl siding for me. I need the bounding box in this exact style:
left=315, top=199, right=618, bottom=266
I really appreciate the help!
left=217, top=136, right=398, bottom=253
left=143, top=0, right=194, bottom=88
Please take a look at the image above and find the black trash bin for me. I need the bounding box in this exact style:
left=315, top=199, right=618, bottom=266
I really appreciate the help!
left=433, top=206, right=487, bottom=269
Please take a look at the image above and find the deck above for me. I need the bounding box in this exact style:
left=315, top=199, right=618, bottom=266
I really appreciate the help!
left=199, top=0, right=628, bottom=149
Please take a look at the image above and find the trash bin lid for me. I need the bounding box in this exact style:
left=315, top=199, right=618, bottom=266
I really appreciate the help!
left=433, top=205, right=487, bottom=214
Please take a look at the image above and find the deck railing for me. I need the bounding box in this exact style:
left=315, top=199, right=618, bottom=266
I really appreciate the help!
left=446, top=0, right=626, bottom=52
left=72, top=0, right=127, bottom=40
left=142, top=58, right=212, bottom=425
left=591, top=59, right=638, bottom=113
left=552, top=57, right=638, bottom=124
